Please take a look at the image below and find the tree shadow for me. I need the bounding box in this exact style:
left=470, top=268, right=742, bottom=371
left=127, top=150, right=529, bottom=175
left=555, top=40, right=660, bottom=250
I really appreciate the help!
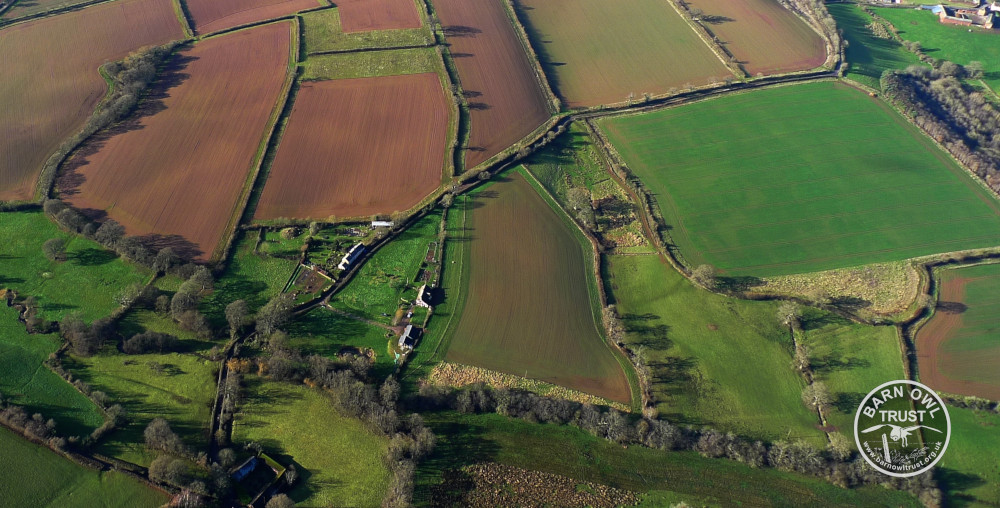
left=69, top=247, right=116, bottom=266
left=442, top=25, right=481, bottom=37
left=832, top=392, right=865, bottom=414
left=828, top=296, right=872, bottom=312
left=700, top=14, right=734, bottom=25
left=812, top=355, right=870, bottom=373
left=714, top=276, right=764, bottom=292
left=800, top=311, right=851, bottom=331
left=937, top=301, right=968, bottom=314
left=142, top=234, right=203, bottom=263
left=416, top=416, right=500, bottom=505
left=937, top=467, right=987, bottom=508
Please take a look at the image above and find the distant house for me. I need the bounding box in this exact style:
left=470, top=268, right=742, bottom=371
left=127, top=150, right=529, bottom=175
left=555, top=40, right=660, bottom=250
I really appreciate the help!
left=934, top=3, right=997, bottom=28
left=371, top=220, right=394, bottom=229
left=337, top=243, right=365, bottom=271
left=398, top=325, right=421, bottom=350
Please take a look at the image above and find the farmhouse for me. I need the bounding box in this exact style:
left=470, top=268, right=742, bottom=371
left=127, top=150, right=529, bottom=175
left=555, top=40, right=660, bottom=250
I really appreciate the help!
left=398, top=324, right=421, bottom=350
left=337, top=243, right=365, bottom=271
left=415, top=284, right=432, bottom=308
left=930, top=3, right=997, bottom=28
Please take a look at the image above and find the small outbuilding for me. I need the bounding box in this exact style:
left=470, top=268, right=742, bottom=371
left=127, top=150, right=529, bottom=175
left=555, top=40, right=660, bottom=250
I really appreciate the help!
left=398, top=325, right=422, bottom=350
left=337, top=243, right=365, bottom=271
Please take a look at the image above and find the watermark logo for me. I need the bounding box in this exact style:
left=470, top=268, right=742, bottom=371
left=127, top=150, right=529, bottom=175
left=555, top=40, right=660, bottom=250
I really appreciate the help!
left=855, top=380, right=950, bottom=477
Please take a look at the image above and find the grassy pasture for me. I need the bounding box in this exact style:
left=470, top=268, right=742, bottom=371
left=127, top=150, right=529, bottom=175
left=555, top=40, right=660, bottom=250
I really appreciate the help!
left=232, top=379, right=390, bottom=506
left=876, top=7, right=1000, bottom=94
left=301, top=6, right=432, bottom=53
left=605, top=254, right=824, bottom=444
left=798, top=310, right=905, bottom=436
left=599, top=81, right=1000, bottom=277
left=300, top=46, right=440, bottom=80
left=441, top=171, right=631, bottom=404
left=0, top=0, right=183, bottom=202
left=332, top=211, right=441, bottom=324
left=416, top=411, right=920, bottom=507
left=0, top=427, right=168, bottom=508
left=0, top=211, right=148, bottom=322
left=287, top=308, right=396, bottom=379
left=683, top=0, right=826, bottom=76
left=829, top=4, right=924, bottom=90
left=0, top=306, right=102, bottom=436
left=513, top=0, right=732, bottom=108
left=917, top=263, right=1000, bottom=400
left=939, top=406, right=1000, bottom=506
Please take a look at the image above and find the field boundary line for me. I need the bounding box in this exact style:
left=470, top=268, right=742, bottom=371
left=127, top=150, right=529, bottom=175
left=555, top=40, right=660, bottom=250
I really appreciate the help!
left=502, top=0, right=560, bottom=114
left=306, top=42, right=435, bottom=56
left=663, top=0, right=744, bottom=78
left=0, top=0, right=112, bottom=27
left=171, top=0, right=193, bottom=38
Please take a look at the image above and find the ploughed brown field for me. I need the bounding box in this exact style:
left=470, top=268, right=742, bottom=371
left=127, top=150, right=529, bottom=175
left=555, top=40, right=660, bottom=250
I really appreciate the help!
left=433, top=0, right=549, bottom=168
left=336, top=0, right=422, bottom=32
left=186, top=0, right=320, bottom=34
left=254, top=73, right=450, bottom=220
left=59, top=22, right=292, bottom=260
left=0, top=0, right=183, bottom=202
left=683, top=0, right=826, bottom=76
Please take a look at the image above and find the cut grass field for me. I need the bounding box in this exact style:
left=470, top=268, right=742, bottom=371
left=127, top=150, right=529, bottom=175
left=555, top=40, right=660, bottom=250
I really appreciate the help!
left=67, top=349, right=217, bottom=466
left=876, top=7, right=1000, bottom=94
left=0, top=210, right=148, bottom=322
left=416, top=411, right=920, bottom=507
left=254, top=74, right=450, bottom=221
left=301, top=6, right=432, bottom=53
left=0, top=427, right=168, bottom=508
left=0, top=306, right=102, bottom=437
left=0, top=0, right=183, bottom=202
left=300, top=46, right=440, bottom=80
left=185, top=0, right=320, bottom=35
left=599, top=81, right=1000, bottom=277
left=433, top=0, right=550, bottom=168
left=683, top=0, right=826, bottom=76
left=916, top=263, right=1000, bottom=400
left=441, top=171, right=631, bottom=404
left=605, top=254, right=824, bottom=444
left=287, top=308, right=396, bottom=379
left=60, top=22, right=293, bottom=261
left=829, top=4, right=924, bottom=90
left=513, top=0, right=732, bottom=108
left=232, top=379, right=390, bottom=506
left=939, top=405, right=1000, bottom=506
left=798, top=310, right=905, bottom=436
left=332, top=211, right=442, bottom=325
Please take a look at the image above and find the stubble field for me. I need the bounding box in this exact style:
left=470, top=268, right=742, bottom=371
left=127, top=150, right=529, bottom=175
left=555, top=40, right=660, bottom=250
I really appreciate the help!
left=59, top=22, right=292, bottom=261
left=336, top=0, right=421, bottom=32
left=433, top=0, right=549, bottom=168
left=599, top=81, right=1000, bottom=277
left=254, top=73, right=449, bottom=220
left=0, top=0, right=183, bottom=202
left=513, top=0, right=732, bottom=108
left=186, top=0, right=320, bottom=34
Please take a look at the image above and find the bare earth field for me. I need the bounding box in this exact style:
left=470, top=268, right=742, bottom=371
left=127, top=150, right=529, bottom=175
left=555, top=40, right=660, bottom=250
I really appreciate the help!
left=916, top=264, right=1000, bottom=400
left=0, top=0, right=183, bottom=202
left=514, top=0, right=732, bottom=108
left=683, top=0, right=826, bottom=76
left=186, top=0, right=320, bottom=34
left=433, top=0, right=549, bottom=168
left=59, top=22, right=292, bottom=260
left=254, top=73, right=450, bottom=220
left=444, top=172, right=631, bottom=403
left=336, top=0, right=421, bottom=32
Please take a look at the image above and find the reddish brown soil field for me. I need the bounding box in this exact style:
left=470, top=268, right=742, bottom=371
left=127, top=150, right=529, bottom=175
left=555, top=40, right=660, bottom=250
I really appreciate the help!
left=336, top=0, right=421, bottom=32
left=186, top=0, right=320, bottom=34
left=684, top=0, right=826, bottom=76
left=916, top=268, right=1000, bottom=400
left=254, top=74, right=449, bottom=221
left=59, top=23, right=292, bottom=260
left=0, top=0, right=183, bottom=202
left=433, top=0, right=549, bottom=168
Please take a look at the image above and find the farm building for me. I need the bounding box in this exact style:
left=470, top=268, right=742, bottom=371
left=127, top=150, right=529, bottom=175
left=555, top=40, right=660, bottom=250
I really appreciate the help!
left=337, top=243, right=365, bottom=271
left=415, top=284, right=432, bottom=308
left=398, top=324, right=421, bottom=350
left=931, top=3, right=997, bottom=28
left=371, top=220, right=394, bottom=229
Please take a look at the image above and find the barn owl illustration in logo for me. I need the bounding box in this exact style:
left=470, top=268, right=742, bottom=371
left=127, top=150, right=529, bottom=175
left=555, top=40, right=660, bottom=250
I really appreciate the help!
left=860, top=424, right=943, bottom=447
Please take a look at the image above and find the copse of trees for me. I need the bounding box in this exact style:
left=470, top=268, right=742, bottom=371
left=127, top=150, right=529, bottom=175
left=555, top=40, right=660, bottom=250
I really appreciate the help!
left=122, top=330, right=179, bottom=354
left=60, top=314, right=117, bottom=356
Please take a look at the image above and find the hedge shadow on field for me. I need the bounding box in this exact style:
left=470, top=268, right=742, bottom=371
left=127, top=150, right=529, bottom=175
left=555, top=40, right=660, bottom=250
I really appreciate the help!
left=937, top=301, right=968, bottom=314
left=621, top=312, right=698, bottom=402
left=510, top=1, right=568, bottom=105
left=938, top=467, right=987, bottom=507
left=416, top=418, right=500, bottom=502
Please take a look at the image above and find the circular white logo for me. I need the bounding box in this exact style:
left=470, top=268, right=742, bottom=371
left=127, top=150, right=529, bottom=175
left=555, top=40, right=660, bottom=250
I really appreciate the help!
left=854, top=380, right=950, bottom=477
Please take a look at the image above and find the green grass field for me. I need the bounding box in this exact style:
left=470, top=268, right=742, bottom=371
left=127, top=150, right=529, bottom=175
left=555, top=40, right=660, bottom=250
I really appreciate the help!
left=67, top=350, right=216, bottom=466
left=0, top=306, right=102, bottom=436
left=332, top=211, right=441, bottom=325
left=514, top=0, right=731, bottom=108
left=0, top=210, right=148, bottom=321
left=416, top=411, right=919, bottom=507
left=287, top=307, right=396, bottom=379
left=798, top=310, right=905, bottom=436
left=599, top=81, right=1000, bottom=277
left=441, top=171, right=632, bottom=404
left=876, top=7, right=1000, bottom=93
left=939, top=405, right=1000, bottom=506
left=0, top=427, right=168, bottom=508
left=829, top=4, right=924, bottom=90
left=232, top=378, right=390, bottom=507
left=300, top=47, right=441, bottom=80
left=605, top=254, right=825, bottom=444
left=301, top=7, right=431, bottom=54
